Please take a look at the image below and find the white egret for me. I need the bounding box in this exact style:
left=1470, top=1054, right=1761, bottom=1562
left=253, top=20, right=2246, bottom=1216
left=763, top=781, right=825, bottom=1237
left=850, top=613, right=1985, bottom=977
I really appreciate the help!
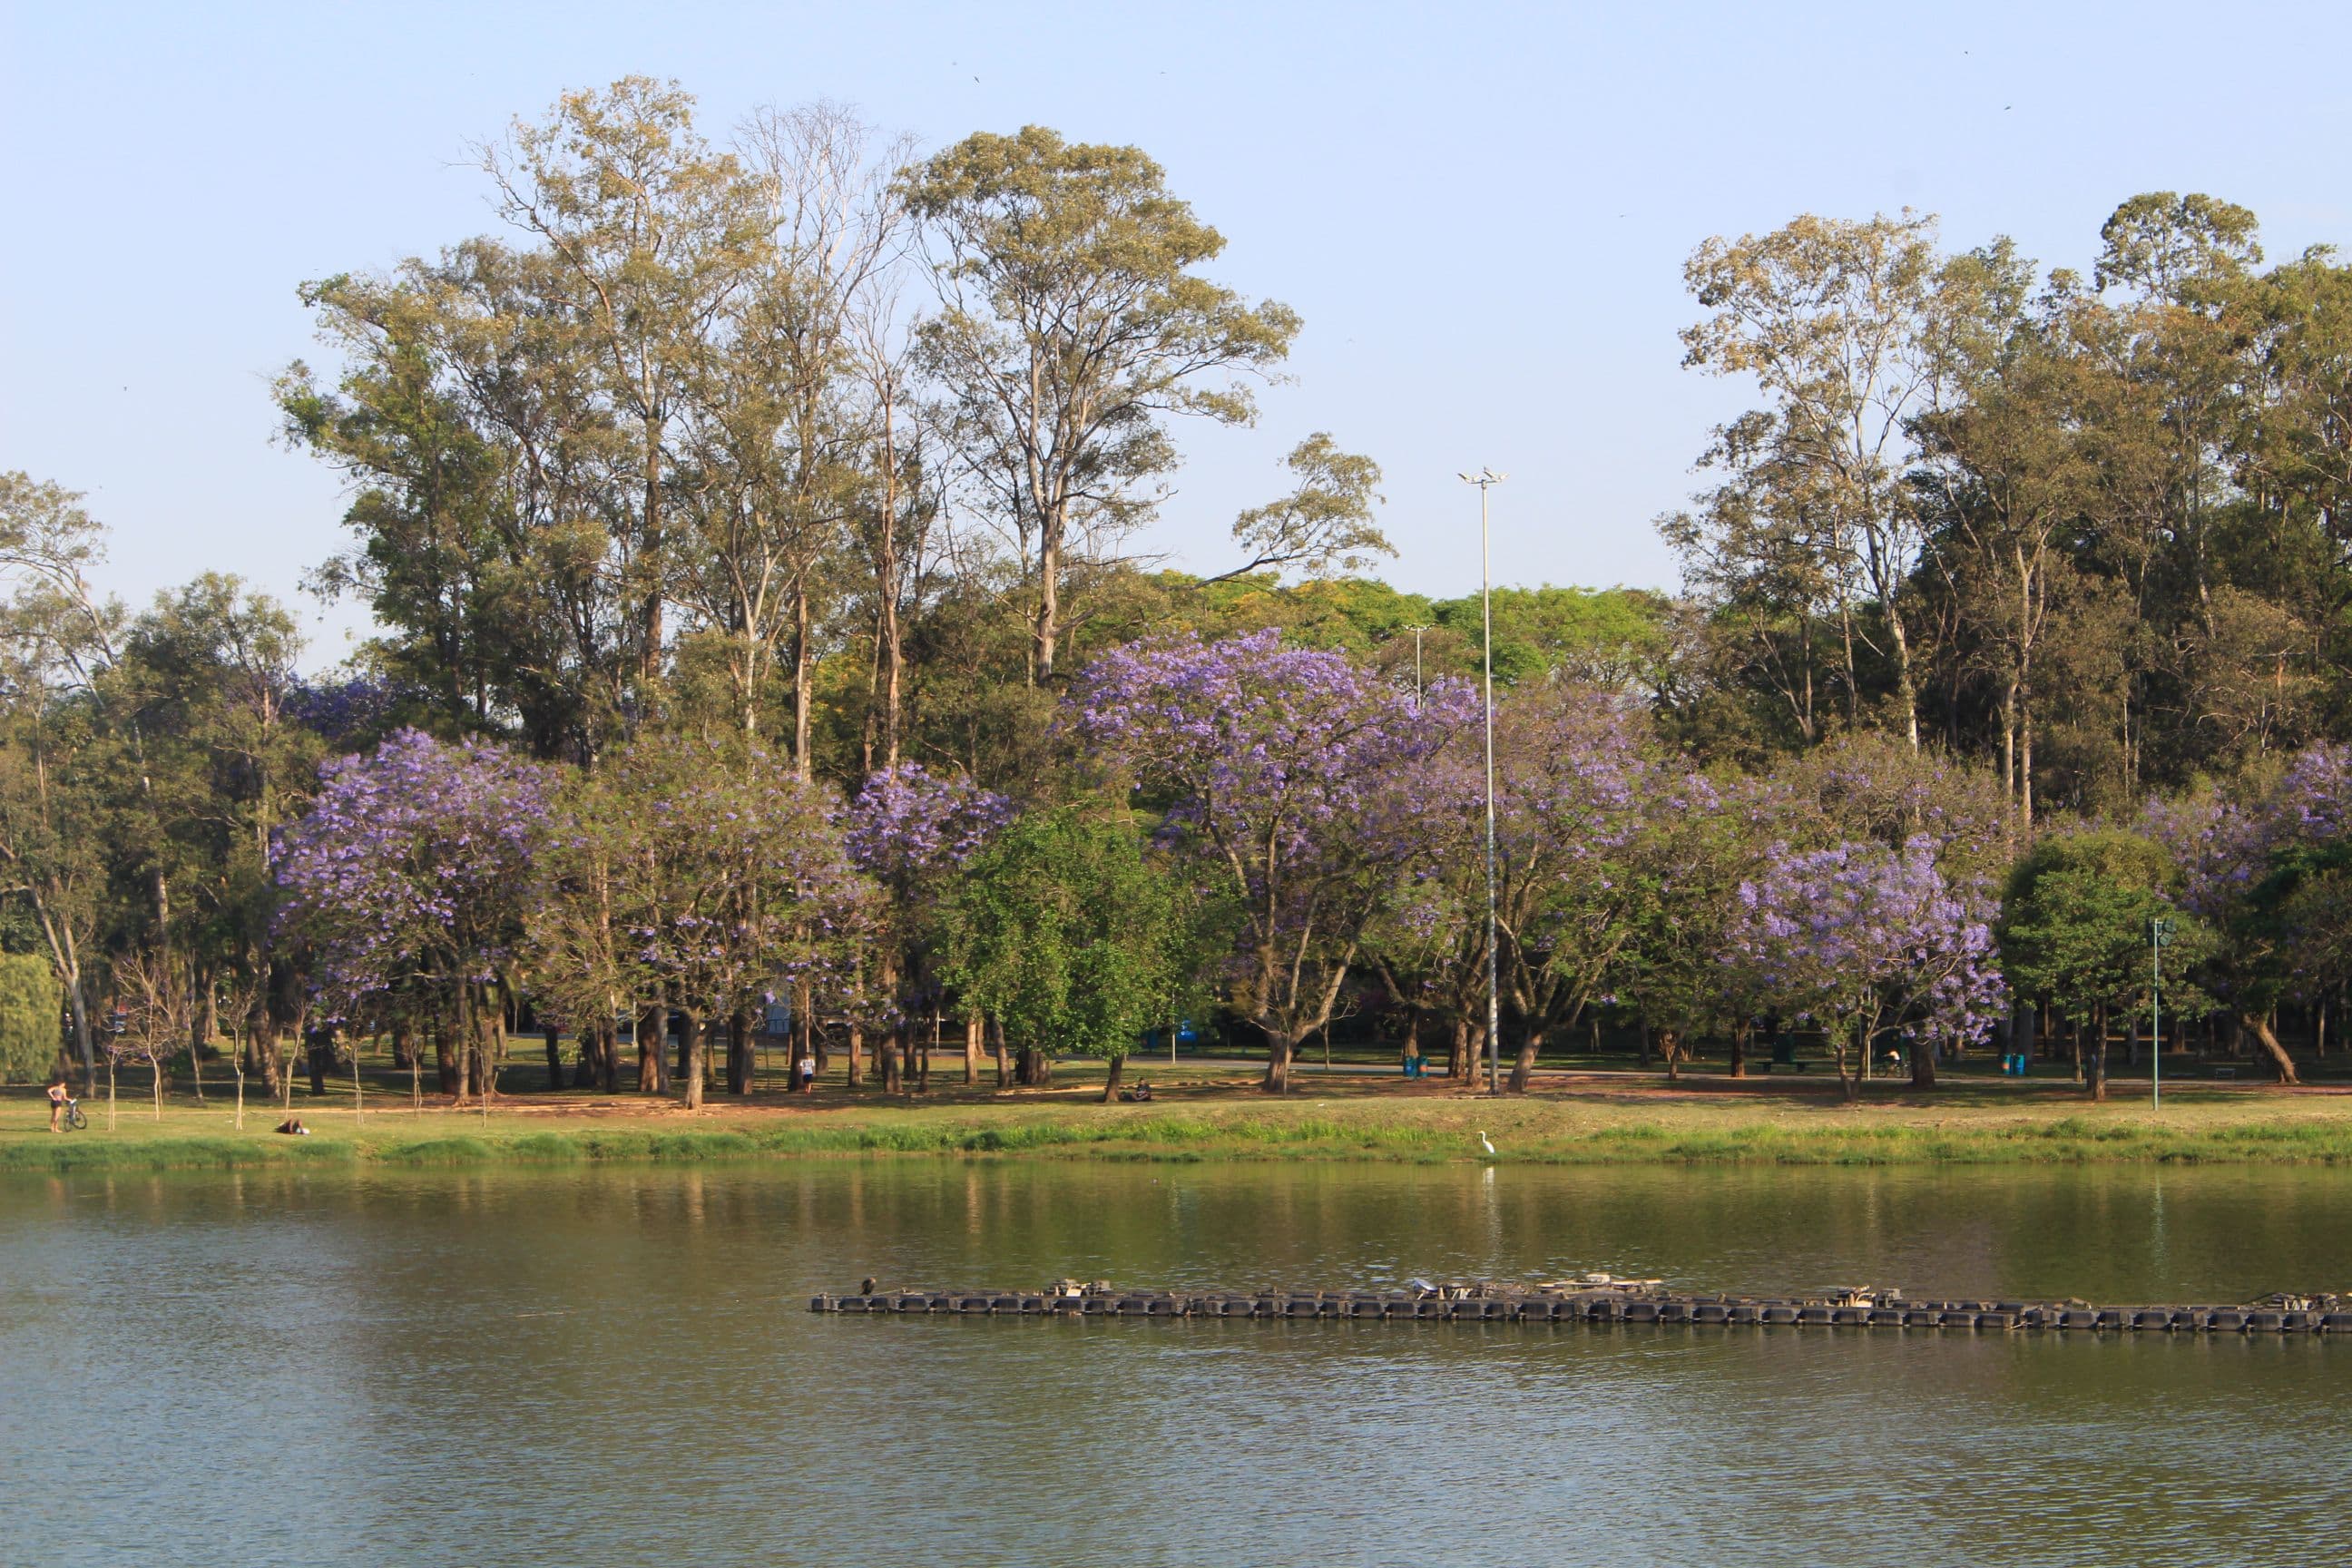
left=1477, top=1130, right=1496, bottom=1157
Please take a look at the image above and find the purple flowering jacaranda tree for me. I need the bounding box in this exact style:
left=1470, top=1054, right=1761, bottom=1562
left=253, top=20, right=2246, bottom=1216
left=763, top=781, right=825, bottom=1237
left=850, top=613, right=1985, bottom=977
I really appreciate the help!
left=1069, top=629, right=1476, bottom=1092
left=1490, top=686, right=1651, bottom=1091
left=1730, top=834, right=2006, bottom=1100
left=842, top=761, right=1013, bottom=1090
left=274, top=728, right=553, bottom=1100
left=2144, top=742, right=2352, bottom=1083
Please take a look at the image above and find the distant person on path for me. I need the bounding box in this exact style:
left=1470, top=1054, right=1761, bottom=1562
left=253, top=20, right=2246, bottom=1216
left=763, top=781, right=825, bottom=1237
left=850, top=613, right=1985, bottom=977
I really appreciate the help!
left=46, top=1073, right=69, bottom=1132
left=797, top=1052, right=817, bottom=1093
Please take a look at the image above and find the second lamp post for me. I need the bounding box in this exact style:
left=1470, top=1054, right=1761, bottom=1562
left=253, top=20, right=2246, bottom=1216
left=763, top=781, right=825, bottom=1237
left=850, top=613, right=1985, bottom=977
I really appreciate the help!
left=1459, top=468, right=1505, bottom=1093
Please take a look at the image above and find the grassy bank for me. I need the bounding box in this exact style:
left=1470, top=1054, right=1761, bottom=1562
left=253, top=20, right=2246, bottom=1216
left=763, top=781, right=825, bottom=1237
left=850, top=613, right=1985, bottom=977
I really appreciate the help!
left=10, top=1076, right=2352, bottom=1172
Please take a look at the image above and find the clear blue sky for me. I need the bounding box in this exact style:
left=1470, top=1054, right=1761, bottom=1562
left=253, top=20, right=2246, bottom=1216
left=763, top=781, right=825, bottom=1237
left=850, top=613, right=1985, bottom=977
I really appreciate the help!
left=5, top=0, right=2347, bottom=667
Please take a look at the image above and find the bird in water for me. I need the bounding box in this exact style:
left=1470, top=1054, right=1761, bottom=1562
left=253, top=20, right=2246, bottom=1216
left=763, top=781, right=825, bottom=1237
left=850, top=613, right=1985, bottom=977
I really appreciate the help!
left=1477, top=1131, right=1496, bottom=1157
left=860, top=1276, right=878, bottom=1295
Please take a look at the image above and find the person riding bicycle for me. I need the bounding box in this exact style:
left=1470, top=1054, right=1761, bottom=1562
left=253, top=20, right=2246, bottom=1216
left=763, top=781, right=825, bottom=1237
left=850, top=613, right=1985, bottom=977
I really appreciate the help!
left=46, top=1073, right=70, bottom=1132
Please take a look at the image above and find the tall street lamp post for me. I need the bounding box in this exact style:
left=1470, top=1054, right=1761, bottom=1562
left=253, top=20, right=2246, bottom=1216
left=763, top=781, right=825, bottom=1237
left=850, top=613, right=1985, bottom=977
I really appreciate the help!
left=1458, top=469, right=1505, bottom=1094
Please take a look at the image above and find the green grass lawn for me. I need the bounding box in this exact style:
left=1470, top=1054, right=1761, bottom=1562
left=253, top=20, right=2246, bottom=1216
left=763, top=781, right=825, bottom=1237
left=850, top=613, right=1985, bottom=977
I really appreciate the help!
left=9, top=1054, right=2352, bottom=1171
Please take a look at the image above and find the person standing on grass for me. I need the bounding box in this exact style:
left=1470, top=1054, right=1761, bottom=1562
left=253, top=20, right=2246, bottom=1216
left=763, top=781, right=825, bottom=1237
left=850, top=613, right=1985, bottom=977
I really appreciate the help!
left=797, top=1050, right=817, bottom=1093
left=46, top=1073, right=69, bottom=1132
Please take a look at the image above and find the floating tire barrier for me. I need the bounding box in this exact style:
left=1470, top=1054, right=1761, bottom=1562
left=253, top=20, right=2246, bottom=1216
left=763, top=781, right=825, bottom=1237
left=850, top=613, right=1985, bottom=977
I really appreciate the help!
left=811, top=1274, right=2349, bottom=1335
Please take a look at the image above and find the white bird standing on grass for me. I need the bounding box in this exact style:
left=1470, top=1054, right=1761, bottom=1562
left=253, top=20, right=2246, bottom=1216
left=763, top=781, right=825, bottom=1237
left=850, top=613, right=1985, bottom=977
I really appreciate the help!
left=1477, top=1130, right=1496, bottom=1158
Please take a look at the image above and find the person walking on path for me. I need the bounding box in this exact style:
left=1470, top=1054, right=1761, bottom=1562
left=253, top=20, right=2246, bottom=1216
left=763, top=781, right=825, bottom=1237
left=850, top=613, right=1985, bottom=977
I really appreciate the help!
left=797, top=1051, right=818, bottom=1094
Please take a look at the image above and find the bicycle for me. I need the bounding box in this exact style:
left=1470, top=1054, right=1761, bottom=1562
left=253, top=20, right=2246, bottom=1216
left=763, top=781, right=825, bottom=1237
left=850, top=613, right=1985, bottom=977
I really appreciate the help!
left=55, top=1096, right=86, bottom=1131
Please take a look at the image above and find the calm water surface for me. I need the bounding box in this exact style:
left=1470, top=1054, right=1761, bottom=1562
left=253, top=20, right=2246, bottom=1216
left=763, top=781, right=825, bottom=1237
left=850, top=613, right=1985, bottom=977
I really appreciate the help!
left=2, top=1161, right=2347, bottom=1565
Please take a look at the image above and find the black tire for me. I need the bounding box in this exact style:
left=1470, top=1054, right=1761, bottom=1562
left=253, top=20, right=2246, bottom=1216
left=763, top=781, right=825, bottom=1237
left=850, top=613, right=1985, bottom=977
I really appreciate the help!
left=64, top=1102, right=86, bottom=1131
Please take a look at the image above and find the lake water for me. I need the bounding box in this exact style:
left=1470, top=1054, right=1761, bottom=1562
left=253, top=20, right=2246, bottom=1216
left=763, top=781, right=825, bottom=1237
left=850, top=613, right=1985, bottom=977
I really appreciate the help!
left=2, top=1161, right=2347, bottom=1565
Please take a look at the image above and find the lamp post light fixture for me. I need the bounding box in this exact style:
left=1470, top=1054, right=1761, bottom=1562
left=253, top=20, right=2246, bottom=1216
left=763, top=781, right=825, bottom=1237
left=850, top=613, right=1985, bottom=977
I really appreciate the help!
left=1458, top=468, right=1505, bottom=1094
left=2151, top=916, right=2173, bottom=1110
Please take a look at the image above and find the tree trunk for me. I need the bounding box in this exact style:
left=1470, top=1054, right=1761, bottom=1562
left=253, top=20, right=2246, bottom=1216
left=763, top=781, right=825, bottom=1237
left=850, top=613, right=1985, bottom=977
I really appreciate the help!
left=965, top=1015, right=982, bottom=1085
left=875, top=382, right=906, bottom=768
left=791, top=584, right=815, bottom=782
left=991, top=1016, right=1008, bottom=1090
left=306, top=1032, right=328, bottom=1097
left=2243, top=1012, right=2302, bottom=1084
left=250, top=1010, right=283, bottom=1101
left=1909, top=1033, right=1938, bottom=1090
left=728, top=1009, right=754, bottom=1094
left=637, top=1005, right=669, bottom=1093
left=879, top=1024, right=903, bottom=1094
left=846, top=1024, right=864, bottom=1088
left=187, top=977, right=205, bottom=1102
left=1659, top=1027, right=1682, bottom=1083
left=1034, top=514, right=1063, bottom=683
left=434, top=1016, right=459, bottom=1097
left=2086, top=1004, right=2108, bottom=1102
left=1261, top=1026, right=1294, bottom=1093
left=1102, top=1054, right=1124, bottom=1104
left=66, top=976, right=94, bottom=1097
left=681, top=1009, right=707, bottom=1110
left=1729, top=1019, right=1748, bottom=1079
left=573, top=1021, right=597, bottom=1090
left=1506, top=1024, right=1544, bottom=1094
left=463, top=1012, right=486, bottom=1101
left=488, top=994, right=508, bottom=1100
left=639, top=415, right=665, bottom=718
left=544, top=1024, right=564, bottom=1093
left=1446, top=1015, right=1471, bottom=1080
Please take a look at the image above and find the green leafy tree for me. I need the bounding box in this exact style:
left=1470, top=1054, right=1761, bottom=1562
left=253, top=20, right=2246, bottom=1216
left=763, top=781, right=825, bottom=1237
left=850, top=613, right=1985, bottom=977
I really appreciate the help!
left=1679, top=210, right=1961, bottom=748
left=1200, top=434, right=1393, bottom=585
left=1429, top=584, right=1673, bottom=692
left=484, top=76, right=769, bottom=717
left=1997, top=828, right=2209, bottom=1099
left=902, top=124, right=1300, bottom=681
left=0, top=472, right=128, bottom=1090
left=531, top=737, right=874, bottom=1107
left=1607, top=772, right=1785, bottom=1082
left=0, top=951, right=62, bottom=1083
left=943, top=807, right=1215, bottom=1101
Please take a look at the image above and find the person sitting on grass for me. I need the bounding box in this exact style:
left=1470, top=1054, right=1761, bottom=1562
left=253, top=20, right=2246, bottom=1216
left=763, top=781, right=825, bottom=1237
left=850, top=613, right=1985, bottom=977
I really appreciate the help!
left=46, top=1073, right=69, bottom=1132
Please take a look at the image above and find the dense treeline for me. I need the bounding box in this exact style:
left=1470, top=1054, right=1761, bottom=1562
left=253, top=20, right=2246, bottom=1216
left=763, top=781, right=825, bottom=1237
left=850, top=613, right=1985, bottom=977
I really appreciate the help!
left=6, top=78, right=2352, bottom=1108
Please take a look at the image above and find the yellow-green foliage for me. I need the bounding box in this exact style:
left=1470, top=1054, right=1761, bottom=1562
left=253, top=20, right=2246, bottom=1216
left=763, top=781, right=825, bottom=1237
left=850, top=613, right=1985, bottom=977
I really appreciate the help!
left=0, top=954, right=62, bottom=1083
